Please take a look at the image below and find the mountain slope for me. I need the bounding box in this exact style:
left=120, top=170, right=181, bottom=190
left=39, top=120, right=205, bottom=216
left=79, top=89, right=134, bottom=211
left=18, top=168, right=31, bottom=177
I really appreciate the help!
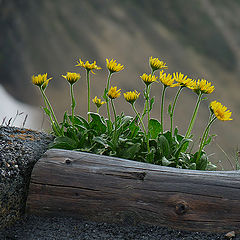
left=1, top=0, right=239, bottom=168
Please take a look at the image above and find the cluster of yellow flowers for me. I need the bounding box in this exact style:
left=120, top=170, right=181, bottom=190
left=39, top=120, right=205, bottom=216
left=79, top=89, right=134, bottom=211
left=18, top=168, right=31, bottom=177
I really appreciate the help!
left=146, top=57, right=231, bottom=121
left=32, top=56, right=232, bottom=123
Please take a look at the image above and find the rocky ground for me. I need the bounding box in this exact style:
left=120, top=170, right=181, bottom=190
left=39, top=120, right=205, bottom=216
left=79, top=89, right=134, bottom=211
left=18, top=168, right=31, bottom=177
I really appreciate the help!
left=1, top=214, right=238, bottom=240
left=0, top=126, right=238, bottom=240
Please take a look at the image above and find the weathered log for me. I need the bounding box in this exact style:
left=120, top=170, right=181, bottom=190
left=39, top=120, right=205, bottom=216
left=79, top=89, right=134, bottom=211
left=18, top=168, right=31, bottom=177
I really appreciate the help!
left=26, top=149, right=240, bottom=233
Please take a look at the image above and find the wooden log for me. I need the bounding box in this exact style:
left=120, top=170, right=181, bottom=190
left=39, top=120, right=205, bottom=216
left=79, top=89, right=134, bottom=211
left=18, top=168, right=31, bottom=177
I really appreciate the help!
left=26, top=149, right=240, bottom=233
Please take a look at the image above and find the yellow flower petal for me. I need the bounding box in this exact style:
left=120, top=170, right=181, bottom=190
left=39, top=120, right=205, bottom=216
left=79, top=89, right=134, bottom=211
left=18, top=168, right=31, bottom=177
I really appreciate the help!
left=159, top=71, right=176, bottom=87
left=107, top=86, right=121, bottom=99
left=210, top=101, right=232, bottom=121
left=123, top=90, right=140, bottom=104
left=62, top=72, right=80, bottom=84
left=76, top=59, right=101, bottom=72
left=190, top=79, right=215, bottom=95
left=149, top=56, right=168, bottom=71
left=140, top=73, right=158, bottom=86
left=106, top=58, right=124, bottom=73
left=32, top=73, right=52, bottom=89
left=173, top=72, right=194, bottom=89
left=92, top=96, right=106, bottom=108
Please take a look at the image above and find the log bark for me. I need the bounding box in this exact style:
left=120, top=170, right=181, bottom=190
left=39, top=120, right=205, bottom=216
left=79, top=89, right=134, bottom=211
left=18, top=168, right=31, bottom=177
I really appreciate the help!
left=26, top=149, right=240, bottom=233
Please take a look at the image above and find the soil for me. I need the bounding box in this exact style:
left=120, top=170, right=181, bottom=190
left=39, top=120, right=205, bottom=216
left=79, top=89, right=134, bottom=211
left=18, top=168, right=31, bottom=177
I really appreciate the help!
left=1, top=214, right=237, bottom=240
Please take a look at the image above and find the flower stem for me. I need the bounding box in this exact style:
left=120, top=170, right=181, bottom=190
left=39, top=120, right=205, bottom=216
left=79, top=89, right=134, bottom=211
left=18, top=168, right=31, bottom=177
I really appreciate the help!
left=40, top=87, right=61, bottom=136
left=132, top=104, right=150, bottom=153
left=185, top=92, right=203, bottom=139
left=196, top=115, right=216, bottom=162
left=146, top=85, right=151, bottom=153
left=111, top=99, right=118, bottom=148
left=70, top=84, right=75, bottom=123
left=146, top=85, right=150, bottom=131
left=86, top=70, right=91, bottom=122
left=141, top=70, right=155, bottom=120
left=111, top=99, right=117, bottom=125
left=106, top=72, right=112, bottom=122
left=160, top=85, right=167, bottom=134
left=170, top=86, right=184, bottom=136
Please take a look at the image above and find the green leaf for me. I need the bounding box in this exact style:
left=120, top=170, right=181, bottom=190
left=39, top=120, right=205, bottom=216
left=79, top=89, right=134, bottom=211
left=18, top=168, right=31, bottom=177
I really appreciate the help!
left=196, top=152, right=208, bottom=170
left=42, top=107, right=51, bottom=116
left=175, top=138, right=191, bottom=159
left=174, top=127, right=179, bottom=137
left=141, top=106, right=147, bottom=119
left=65, top=126, right=77, bottom=138
left=149, top=119, right=162, bottom=139
left=189, top=163, right=196, bottom=170
left=162, top=156, right=172, bottom=166
left=120, top=116, right=132, bottom=126
left=206, top=162, right=217, bottom=171
left=93, top=136, right=109, bottom=148
left=157, top=135, right=170, bottom=158
left=117, top=116, right=132, bottom=131
left=103, top=88, right=108, bottom=100
left=204, top=134, right=216, bottom=147
left=149, top=97, right=155, bottom=112
left=89, top=112, right=107, bottom=134
left=75, top=116, right=89, bottom=129
left=120, top=143, right=141, bottom=159
left=163, top=131, right=173, bottom=145
left=49, top=136, right=78, bottom=150
left=146, top=148, right=155, bottom=163
left=129, top=120, right=140, bottom=139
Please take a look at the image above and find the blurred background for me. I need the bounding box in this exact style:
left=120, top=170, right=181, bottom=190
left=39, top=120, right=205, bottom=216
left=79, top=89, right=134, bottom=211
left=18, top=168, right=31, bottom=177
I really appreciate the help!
left=0, top=0, right=239, bottom=169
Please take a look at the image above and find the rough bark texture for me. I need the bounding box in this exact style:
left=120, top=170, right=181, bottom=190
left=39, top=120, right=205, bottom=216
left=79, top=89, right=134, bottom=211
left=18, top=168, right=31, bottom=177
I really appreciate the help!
left=26, top=149, right=240, bottom=233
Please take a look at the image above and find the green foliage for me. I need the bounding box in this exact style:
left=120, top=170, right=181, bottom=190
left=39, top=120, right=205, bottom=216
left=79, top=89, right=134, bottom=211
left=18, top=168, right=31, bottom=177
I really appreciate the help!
left=37, top=56, right=223, bottom=171
left=50, top=111, right=215, bottom=170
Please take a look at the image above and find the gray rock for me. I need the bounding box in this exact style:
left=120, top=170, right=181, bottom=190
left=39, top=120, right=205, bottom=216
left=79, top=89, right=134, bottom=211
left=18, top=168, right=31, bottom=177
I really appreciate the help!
left=0, top=126, right=53, bottom=229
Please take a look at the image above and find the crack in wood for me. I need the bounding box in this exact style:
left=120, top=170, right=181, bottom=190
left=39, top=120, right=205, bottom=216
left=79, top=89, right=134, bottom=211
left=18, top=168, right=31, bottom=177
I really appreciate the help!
left=101, top=171, right=146, bottom=180
left=30, top=181, right=101, bottom=192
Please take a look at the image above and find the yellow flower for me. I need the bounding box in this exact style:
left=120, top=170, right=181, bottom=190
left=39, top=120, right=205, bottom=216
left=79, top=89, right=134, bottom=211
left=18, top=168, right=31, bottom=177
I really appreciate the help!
left=62, top=72, right=80, bottom=85
left=173, top=72, right=194, bottom=88
left=92, top=96, right=106, bottom=108
left=107, top=86, right=121, bottom=99
left=124, top=90, right=140, bottom=104
left=76, top=59, right=101, bottom=72
left=32, top=73, right=52, bottom=88
left=190, top=79, right=215, bottom=95
left=106, top=58, right=124, bottom=73
left=140, top=73, right=158, bottom=86
left=149, top=56, right=168, bottom=71
left=210, top=101, right=232, bottom=121
left=159, top=70, right=178, bottom=87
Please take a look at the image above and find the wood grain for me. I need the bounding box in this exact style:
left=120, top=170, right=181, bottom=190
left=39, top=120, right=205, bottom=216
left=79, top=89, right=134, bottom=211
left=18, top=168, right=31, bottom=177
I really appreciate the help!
left=26, top=149, right=240, bottom=233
